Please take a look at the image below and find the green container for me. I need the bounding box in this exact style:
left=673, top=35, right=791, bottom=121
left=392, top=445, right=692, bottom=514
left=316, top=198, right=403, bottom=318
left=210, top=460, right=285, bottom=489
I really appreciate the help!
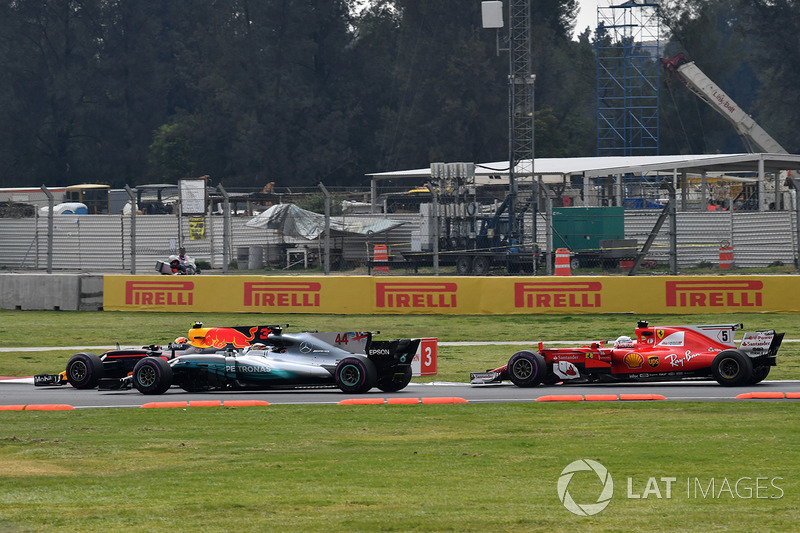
left=551, top=206, right=624, bottom=252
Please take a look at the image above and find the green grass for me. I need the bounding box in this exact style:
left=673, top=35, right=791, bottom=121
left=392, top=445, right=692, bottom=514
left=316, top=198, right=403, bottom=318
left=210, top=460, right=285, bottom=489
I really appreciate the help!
left=0, top=403, right=797, bottom=532
left=1, top=311, right=799, bottom=532
left=4, top=310, right=800, bottom=347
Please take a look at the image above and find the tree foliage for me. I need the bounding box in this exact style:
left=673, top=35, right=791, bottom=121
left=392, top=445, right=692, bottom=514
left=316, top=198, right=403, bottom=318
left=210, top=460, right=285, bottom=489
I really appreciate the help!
left=0, top=0, right=794, bottom=191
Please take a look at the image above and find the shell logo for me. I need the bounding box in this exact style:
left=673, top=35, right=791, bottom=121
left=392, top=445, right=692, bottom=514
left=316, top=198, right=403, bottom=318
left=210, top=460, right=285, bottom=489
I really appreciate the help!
left=623, top=352, right=644, bottom=369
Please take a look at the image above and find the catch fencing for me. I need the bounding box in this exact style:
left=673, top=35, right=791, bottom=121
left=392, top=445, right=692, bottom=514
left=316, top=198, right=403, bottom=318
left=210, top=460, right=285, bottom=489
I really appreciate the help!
left=0, top=206, right=797, bottom=275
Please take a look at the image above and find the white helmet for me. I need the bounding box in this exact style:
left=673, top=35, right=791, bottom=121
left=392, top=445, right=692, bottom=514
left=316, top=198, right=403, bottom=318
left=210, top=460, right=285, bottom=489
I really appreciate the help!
left=613, top=335, right=634, bottom=348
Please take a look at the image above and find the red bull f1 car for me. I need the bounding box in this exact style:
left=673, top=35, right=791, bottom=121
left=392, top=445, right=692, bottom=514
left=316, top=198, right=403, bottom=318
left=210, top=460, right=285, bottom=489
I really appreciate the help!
left=36, top=323, right=426, bottom=395
left=470, top=321, right=783, bottom=388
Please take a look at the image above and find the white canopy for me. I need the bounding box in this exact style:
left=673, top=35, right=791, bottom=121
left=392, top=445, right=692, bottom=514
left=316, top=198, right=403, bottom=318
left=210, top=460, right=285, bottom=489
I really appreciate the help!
left=367, top=153, right=800, bottom=181
left=246, top=203, right=405, bottom=240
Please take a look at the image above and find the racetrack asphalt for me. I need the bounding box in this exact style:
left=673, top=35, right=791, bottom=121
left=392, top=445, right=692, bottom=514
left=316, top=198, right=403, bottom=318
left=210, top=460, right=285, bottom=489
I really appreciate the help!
left=2, top=341, right=799, bottom=408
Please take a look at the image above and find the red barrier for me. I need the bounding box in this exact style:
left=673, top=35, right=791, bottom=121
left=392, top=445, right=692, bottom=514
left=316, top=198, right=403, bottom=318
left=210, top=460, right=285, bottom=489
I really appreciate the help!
left=420, top=397, right=468, bottom=404
left=535, top=395, right=583, bottom=402
left=338, top=398, right=385, bottom=405
left=619, top=394, right=667, bottom=401
left=24, top=404, right=75, bottom=411
left=141, top=401, right=189, bottom=409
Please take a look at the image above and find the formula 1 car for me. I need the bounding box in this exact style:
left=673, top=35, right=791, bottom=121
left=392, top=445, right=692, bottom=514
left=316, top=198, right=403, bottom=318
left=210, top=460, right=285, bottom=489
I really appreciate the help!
left=129, top=324, right=423, bottom=395
left=34, top=324, right=275, bottom=389
left=470, top=321, right=783, bottom=387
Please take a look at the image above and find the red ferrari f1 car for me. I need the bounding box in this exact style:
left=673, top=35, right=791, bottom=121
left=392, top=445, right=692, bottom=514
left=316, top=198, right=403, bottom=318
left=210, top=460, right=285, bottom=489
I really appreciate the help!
left=470, top=321, right=783, bottom=387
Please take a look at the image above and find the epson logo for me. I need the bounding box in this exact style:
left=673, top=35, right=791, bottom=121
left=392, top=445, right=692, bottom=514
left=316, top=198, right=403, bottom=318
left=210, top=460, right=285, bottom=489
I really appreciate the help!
left=368, top=349, right=391, bottom=356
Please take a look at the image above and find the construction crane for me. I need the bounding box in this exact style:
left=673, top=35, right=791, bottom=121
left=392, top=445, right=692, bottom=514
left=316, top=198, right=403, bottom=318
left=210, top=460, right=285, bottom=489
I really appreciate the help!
left=661, top=53, right=788, bottom=154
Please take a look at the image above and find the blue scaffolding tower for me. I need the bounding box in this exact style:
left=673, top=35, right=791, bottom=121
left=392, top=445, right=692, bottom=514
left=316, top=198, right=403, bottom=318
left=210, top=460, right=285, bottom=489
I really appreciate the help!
left=596, top=2, right=661, bottom=158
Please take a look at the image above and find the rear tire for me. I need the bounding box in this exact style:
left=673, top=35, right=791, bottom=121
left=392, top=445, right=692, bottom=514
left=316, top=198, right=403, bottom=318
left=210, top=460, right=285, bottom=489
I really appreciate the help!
left=472, top=256, right=490, bottom=274
left=749, top=365, right=771, bottom=385
left=335, top=357, right=378, bottom=394
left=507, top=351, right=546, bottom=387
left=712, top=350, right=753, bottom=386
left=132, top=357, right=173, bottom=395
left=66, top=352, right=104, bottom=389
left=377, top=367, right=413, bottom=393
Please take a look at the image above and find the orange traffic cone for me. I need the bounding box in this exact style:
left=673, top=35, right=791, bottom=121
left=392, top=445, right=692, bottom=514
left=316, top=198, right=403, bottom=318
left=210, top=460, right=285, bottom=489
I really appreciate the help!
left=719, top=244, right=733, bottom=269
left=555, top=248, right=571, bottom=276
left=373, top=244, right=389, bottom=274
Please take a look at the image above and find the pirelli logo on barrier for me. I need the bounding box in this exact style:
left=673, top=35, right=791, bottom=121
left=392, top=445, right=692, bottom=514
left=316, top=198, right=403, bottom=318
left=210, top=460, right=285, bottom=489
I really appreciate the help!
left=244, top=281, right=321, bottom=308
left=125, top=280, right=194, bottom=306
left=665, top=280, right=763, bottom=308
left=514, top=281, right=602, bottom=309
left=376, top=282, right=457, bottom=309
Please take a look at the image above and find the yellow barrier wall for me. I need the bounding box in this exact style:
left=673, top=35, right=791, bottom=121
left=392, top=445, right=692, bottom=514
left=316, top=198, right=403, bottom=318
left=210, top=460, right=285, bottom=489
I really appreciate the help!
left=103, top=275, right=800, bottom=314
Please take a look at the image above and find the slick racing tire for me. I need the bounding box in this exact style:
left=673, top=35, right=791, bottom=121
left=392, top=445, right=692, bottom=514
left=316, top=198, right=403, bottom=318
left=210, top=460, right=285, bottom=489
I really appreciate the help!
left=335, top=356, right=378, bottom=394
left=377, top=366, right=413, bottom=393
left=711, top=350, right=753, bottom=387
left=748, top=365, right=771, bottom=385
left=66, top=352, right=104, bottom=389
left=132, top=357, right=173, bottom=395
left=507, top=350, right=546, bottom=387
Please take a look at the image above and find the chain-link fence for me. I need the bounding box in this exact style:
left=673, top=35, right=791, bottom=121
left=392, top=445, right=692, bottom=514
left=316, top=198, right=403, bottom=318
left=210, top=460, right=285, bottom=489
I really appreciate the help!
left=0, top=182, right=798, bottom=275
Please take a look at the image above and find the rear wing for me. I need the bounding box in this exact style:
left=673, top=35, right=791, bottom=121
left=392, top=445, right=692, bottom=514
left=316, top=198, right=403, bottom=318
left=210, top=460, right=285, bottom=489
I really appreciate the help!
left=739, top=330, right=784, bottom=358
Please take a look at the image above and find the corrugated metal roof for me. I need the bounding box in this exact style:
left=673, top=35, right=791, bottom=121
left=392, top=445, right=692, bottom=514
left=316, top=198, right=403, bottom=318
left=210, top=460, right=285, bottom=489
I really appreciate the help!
left=367, top=153, right=800, bottom=179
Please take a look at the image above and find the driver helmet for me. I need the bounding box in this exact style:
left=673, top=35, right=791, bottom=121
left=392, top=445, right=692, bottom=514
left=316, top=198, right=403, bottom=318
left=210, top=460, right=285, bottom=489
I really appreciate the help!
left=250, top=343, right=267, bottom=351
left=171, top=336, right=189, bottom=348
left=613, top=335, right=634, bottom=348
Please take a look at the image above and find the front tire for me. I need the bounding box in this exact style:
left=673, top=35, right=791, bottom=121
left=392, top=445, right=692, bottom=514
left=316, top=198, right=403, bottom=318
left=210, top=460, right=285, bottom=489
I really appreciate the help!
left=335, top=357, right=377, bottom=394
left=132, top=357, right=173, bottom=394
left=507, top=351, right=546, bottom=387
left=712, top=350, right=753, bottom=386
left=377, top=367, right=413, bottom=393
left=66, top=352, right=104, bottom=389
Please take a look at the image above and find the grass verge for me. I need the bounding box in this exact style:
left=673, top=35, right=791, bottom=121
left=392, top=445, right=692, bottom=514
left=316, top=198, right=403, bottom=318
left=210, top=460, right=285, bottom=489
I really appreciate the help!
left=0, top=403, right=797, bottom=532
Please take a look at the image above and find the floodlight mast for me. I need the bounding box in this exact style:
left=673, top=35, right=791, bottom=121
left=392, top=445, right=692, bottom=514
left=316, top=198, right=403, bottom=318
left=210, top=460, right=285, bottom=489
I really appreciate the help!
left=482, top=0, right=535, bottom=245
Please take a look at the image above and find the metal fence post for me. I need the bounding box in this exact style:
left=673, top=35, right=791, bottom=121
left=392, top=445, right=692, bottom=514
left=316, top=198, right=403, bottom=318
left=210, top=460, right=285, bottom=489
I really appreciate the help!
left=124, top=185, right=137, bottom=274
left=790, top=178, right=800, bottom=272
left=668, top=180, right=678, bottom=275
left=40, top=185, right=53, bottom=274
left=217, top=184, right=230, bottom=274
left=427, top=184, right=439, bottom=275
left=318, top=182, right=331, bottom=275
left=540, top=180, right=553, bottom=276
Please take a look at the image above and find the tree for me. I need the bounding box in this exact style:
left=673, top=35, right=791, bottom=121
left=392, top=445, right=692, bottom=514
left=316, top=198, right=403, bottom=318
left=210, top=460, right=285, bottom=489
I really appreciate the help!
left=659, top=0, right=778, bottom=154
